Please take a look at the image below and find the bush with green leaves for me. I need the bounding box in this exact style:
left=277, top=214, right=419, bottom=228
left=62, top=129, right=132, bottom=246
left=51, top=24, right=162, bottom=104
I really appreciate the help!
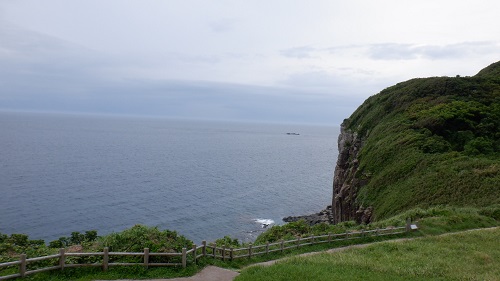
left=97, top=225, right=193, bottom=264
left=253, top=220, right=373, bottom=245
left=2, top=226, right=193, bottom=267
left=214, top=236, right=241, bottom=247
left=49, top=230, right=98, bottom=249
left=0, top=232, right=57, bottom=272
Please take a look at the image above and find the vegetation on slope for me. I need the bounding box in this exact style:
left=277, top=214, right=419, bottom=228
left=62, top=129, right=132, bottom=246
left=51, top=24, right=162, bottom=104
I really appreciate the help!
left=1, top=205, right=499, bottom=279
left=1, top=62, right=499, bottom=279
left=237, top=227, right=500, bottom=281
left=343, top=61, right=500, bottom=220
left=0, top=225, right=195, bottom=279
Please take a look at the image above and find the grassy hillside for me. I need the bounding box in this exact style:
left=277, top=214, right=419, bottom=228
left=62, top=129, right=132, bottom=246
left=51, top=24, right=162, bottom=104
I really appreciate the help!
left=343, top=61, right=500, bottom=220
left=237, top=227, right=500, bottom=281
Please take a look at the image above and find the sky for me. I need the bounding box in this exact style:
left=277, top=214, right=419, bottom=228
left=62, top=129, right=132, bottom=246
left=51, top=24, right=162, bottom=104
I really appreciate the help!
left=1, top=0, right=499, bottom=125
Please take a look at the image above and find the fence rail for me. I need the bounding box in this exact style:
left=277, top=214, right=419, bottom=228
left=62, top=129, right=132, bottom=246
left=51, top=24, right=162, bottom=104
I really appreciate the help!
left=0, top=224, right=413, bottom=280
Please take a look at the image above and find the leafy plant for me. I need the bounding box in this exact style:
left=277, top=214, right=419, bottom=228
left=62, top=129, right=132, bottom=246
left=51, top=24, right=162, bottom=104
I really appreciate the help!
left=214, top=236, right=241, bottom=247
left=97, top=225, right=193, bottom=264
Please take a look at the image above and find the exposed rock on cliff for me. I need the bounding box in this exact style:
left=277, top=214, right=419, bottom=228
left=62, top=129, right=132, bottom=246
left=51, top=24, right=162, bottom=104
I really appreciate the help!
left=331, top=124, right=366, bottom=223
left=283, top=61, right=500, bottom=225
left=330, top=61, right=500, bottom=223
left=283, top=206, right=332, bottom=225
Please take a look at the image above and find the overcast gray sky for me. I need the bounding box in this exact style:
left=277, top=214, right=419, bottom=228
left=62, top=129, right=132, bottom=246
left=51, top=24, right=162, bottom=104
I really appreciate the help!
left=1, top=0, right=499, bottom=124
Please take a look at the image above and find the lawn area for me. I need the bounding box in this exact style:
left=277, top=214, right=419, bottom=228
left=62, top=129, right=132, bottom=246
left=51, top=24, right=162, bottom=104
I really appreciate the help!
left=236, top=227, right=500, bottom=281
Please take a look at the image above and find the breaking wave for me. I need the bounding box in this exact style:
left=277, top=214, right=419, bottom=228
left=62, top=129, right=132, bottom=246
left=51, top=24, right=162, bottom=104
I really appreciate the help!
left=254, top=218, right=275, bottom=228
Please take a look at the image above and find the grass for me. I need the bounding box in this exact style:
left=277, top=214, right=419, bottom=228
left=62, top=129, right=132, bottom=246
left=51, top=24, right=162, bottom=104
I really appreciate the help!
left=4, top=234, right=408, bottom=281
left=3, top=62, right=499, bottom=279
left=14, top=265, right=199, bottom=281
left=372, top=205, right=500, bottom=235
left=340, top=62, right=500, bottom=221
left=236, top=227, right=500, bottom=281
left=3, top=205, right=499, bottom=280
left=0, top=229, right=411, bottom=281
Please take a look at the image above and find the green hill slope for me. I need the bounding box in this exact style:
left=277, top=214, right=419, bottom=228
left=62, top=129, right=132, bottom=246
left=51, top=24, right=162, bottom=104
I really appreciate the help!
left=237, top=227, right=500, bottom=281
left=332, top=61, right=500, bottom=222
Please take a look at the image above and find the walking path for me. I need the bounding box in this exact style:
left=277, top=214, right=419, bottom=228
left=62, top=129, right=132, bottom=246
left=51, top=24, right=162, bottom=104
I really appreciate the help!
left=95, top=227, right=499, bottom=281
left=94, top=266, right=239, bottom=281
left=94, top=238, right=410, bottom=281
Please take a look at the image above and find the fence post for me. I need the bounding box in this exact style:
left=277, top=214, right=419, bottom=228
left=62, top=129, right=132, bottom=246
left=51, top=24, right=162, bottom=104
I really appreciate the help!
left=280, top=240, right=284, bottom=253
left=296, top=236, right=300, bottom=249
left=406, top=218, right=411, bottom=232
left=328, top=232, right=331, bottom=242
left=375, top=228, right=379, bottom=236
left=144, top=248, right=149, bottom=268
left=265, top=242, right=269, bottom=255
left=103, top=247, right=109, bottom=272
left=311, top=235, right=315, bottom=244
left=202, top=240, right=206, bottom=257
left=212, top=244, right=216, bottom=259
left=361, top=229, right=365, bottom=238
left=345, top=230, right=349, bottom=239
left=222, top=246, right=226, bottom=262
left=182, top=248, right=187, bottom=268
left=19, top=254, right=26, bottom=277
left=192, top=244, right=197, bottom=263
left=230, top=248, right=234, bottom=261
left=59, top=248, right=65, bottom=270
left=248, top=243, right=253, bottom=259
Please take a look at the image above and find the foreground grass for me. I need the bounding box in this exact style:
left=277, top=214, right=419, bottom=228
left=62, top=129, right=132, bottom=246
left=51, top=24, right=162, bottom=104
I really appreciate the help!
left=236, top=227, right=500, bottom=281
left=13, top=265, right=199, bottom=281
left=4, top=206, right=498, bottom=280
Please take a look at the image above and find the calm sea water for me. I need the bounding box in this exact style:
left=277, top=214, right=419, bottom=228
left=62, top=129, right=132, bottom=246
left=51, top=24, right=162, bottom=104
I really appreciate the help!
left=0, top=112, right=339, bottom=244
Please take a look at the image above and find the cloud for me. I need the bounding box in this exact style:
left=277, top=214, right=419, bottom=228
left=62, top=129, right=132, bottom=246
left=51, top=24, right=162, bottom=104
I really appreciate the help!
left=280, top=46, right=317, bottom=59
left=366, top=43, right=418, bottom=60
left=0, top=22, right=354, bottom=125
left=208, top=18, right=239, bottom=33
left=283, top=42, right=500, bottom=62
left=3, top=0, right=499, bottom=126
left=281, top=69, right=388, bottom=101
left=2, top=75, right=352, bottom=124
left=367, top=42, right=500, bottom=60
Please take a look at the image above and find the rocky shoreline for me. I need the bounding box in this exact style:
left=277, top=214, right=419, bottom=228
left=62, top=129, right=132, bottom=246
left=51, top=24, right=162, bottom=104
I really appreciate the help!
left=282, top=205, right=334, bottom=225
left=283, top=115, right=369, bottom=227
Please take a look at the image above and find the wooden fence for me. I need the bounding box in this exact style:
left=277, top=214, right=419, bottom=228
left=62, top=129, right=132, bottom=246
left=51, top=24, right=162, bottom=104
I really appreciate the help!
left=0, top=225, right=412, bottom=280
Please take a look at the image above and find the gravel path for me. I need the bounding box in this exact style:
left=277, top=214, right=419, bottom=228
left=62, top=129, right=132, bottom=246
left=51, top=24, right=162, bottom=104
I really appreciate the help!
left=95, top=227, right=499, bottom=281
left=94, top=266, right=239, bottom=281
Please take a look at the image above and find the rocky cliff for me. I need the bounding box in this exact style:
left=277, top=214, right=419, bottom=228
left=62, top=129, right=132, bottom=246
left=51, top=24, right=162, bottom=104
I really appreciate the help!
left=284, top=61, right=500, bottom=225
left=329, top=61, right=500, bottom=223
left=283, top=123, right=373, bottom=225
left=331, top=124, right=372, bottom=224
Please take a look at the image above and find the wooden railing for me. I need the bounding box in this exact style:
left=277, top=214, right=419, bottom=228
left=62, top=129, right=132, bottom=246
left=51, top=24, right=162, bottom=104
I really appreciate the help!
left=205, top=226, right=408, bottom=261
left=0, top=225, right=411, bottom=280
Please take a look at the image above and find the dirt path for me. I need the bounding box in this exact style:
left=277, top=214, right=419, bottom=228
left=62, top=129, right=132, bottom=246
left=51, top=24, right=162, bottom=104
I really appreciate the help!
left=94, top=266, right=239, bottom=281
left=152, top=266, right=239, bottom=281
left=96, top=227, right=499, bottom=281
left=94, top=239, right=409, bottom=281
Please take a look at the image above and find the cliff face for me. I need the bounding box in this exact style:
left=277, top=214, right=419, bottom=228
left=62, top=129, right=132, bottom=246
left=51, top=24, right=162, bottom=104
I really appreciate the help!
left=286, top=62, right=499, bottom=225
left=330, top=61, right=500, bottom=223
left=331, top=123, right=372, bottom=224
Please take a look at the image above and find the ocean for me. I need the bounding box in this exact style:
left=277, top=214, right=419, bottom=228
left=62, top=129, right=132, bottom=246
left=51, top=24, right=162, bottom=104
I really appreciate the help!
left=0, top=112, right=339, bottom=244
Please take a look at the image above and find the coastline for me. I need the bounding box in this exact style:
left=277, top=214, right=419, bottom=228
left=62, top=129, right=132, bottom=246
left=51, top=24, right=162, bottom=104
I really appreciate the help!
left=282, top=205, right=333, bottom=225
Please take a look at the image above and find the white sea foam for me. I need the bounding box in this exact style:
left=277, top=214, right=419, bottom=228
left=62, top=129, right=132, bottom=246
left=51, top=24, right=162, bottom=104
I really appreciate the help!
left=254, top=219, right=275, bottom=228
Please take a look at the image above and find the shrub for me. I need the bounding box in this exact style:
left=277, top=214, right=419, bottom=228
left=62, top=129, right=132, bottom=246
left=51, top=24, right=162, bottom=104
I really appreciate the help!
left=214, top=236, right=240, bottom=247
left=98, top=225, right=193, bottom=252
left=464, top=137, right=494, bottom=155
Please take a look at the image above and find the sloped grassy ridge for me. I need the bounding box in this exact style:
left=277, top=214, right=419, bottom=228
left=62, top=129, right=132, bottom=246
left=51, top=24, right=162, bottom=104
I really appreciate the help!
left=338, top=61, right=500, bottom=221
